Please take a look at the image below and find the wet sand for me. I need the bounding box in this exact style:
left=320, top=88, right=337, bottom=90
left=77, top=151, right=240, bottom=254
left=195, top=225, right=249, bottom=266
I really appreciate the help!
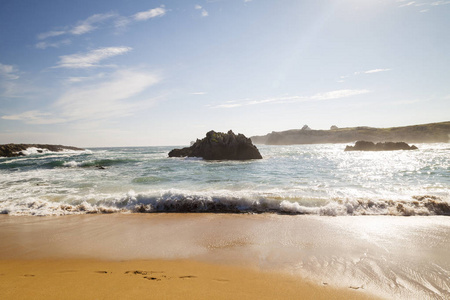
left=1, top=214, right=448, bottom=299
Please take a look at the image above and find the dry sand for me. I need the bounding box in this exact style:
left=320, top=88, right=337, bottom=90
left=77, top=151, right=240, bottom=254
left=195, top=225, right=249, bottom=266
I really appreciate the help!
left=0, top=258, right=373, bottom=300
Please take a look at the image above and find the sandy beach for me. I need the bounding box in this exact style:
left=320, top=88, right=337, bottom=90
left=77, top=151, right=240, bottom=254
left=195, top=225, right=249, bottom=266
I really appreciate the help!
left=0, top=213, right=448, bottom=299
left=0, top=258, right=374, bottom=300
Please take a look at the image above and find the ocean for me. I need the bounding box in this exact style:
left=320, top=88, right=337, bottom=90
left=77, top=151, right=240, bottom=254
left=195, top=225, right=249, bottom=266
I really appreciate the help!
left=0, top=143, right=449, bottom=216
left=1, top=143, right=449, bottom=299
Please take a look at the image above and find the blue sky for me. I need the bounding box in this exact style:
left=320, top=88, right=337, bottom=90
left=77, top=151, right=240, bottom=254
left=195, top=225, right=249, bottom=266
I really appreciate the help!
left=0, top=0, right=449, bottom=147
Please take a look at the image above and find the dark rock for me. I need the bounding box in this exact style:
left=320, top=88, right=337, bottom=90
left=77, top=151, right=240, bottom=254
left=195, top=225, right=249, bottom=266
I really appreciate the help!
left=169, top=130, right=262, bottom=160
left=345, top=141, right=418, bottom=151
left=0, top=144, right=85, bottom=157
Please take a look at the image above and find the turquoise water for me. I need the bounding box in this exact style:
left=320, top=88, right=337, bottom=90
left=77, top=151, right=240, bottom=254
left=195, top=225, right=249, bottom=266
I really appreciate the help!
left=1, top=144, right=449, bottom=216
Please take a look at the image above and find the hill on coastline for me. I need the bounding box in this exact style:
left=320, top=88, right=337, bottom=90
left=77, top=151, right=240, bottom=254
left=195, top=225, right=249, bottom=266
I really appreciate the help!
left=251, top=121, right=450, bottom=145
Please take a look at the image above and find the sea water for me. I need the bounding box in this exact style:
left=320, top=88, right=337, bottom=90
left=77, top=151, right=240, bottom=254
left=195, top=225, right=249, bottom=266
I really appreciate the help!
left=1, top=143, right=449, bottom=216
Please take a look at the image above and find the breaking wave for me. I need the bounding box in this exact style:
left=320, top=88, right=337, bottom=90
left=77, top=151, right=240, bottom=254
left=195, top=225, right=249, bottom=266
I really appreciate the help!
left=0, top=191, right=448, bottom=216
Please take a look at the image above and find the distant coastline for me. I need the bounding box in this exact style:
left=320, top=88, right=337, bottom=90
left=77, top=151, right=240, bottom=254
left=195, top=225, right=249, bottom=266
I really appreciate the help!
left=251, top=121, right=450, bottom=145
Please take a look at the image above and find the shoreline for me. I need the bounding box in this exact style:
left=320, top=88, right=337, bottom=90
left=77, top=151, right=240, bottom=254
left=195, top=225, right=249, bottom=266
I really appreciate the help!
left=1, top=213, right=448, bottom=299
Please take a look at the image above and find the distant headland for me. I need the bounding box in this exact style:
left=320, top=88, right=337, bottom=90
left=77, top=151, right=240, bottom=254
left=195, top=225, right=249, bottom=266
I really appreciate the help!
left=251, top=121, right=450, bottom=145
left=0, top=144, right=84, bottom=158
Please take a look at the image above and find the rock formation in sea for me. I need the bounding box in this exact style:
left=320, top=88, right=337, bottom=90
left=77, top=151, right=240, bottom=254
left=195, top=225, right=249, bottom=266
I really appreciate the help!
left=0, top=144, right=84, bottom=157
left=169, top=130, right=263, bottom=160
left=344, top=141, right=418, bottom=151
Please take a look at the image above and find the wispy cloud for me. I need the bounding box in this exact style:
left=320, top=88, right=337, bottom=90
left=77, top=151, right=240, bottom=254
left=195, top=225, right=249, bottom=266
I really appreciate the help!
left=353, top=68, right=392, bottom=75
left=36, top=7, right=168, bottom=48
left=55, top=47, right=132, bottom=68
left=195, top=5, right=209, bottom=17
left=0, top=63, right=20, bottom=80
left=37, top=30, right=66, bottom=40
left=397, top=0, right=450, bottom=11
left=35, top=39, right=71, bottom=49
left=339, top=68, right=391, bottom=83
left=65, top=73, right=106, bottom=84
left=54, top=69, right=160, bottom=121
left=213, top=89, right=371, bottom=108
left=1, top=110, right=65, bottom=125
left=2, top=69, right=161, bottom=124
left=363, top=68, right=391, bottom=74
left=71, top=12, right=117, bottom=35
left=36, top=12, right=116, bottom=42
left=191, top=92, right=207, bottom=95
left=399, top=1, right=416, bottom=7
left=133, top=6, right=166, bottom=21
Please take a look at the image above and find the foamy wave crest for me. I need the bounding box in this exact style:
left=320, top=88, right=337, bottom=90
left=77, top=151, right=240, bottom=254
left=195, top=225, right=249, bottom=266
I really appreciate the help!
left=63, top=161, right=81, bottom=168
left=0, top=198, right=124, bottom=216
left=19, top=147, right=51, bottom=156
left=18, top=147, right=91, bottom=156
left=280, top=195, right=450, bottom=216
left=0, top=191, right=448, bottom=216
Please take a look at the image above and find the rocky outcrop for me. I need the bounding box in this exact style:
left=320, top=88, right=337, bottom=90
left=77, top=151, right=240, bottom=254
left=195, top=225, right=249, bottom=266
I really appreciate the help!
left=345, top=141, right=418, bottom=151
left=169, top=130, right=262, bottom=160
left=0, top=144, right=84, bottom=157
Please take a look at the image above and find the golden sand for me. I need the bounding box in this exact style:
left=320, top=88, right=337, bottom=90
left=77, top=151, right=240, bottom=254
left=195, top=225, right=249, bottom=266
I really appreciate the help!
left=0, top=258, right=376, bottom=300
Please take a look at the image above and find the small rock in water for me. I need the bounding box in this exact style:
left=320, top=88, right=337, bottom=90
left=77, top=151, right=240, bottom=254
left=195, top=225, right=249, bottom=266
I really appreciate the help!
left=345, top=141, right=418, bottom=151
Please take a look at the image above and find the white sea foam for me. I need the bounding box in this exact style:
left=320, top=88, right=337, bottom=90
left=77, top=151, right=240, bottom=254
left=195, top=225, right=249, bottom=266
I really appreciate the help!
left=63, top=161, right=81, bottom=168
left=19, top=147, right=51, bottom=156
left=15, top=147, right=91, bottom=157
left=1, top=189, right=448, bottom=216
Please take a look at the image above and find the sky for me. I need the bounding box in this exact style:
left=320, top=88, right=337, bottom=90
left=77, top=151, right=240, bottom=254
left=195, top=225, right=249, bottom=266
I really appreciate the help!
left=0, top=0, right=449, bottom=147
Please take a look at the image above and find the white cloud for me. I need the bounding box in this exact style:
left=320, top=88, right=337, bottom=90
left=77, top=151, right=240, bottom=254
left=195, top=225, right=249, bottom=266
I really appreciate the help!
left=65, top=73, right=106, bottom=84
left=195, top=4, right=209, bottom=17
left=310, top=89, right=370, bottom=100
left=2, top=69, right=161, bottom=125
left=36, top=7, right=167, bottom=44
left=191, top=92, right=207, bottom=95
left=55, top=47, right=132, bottom=68
left=399, top=1, right=416, bottom=7
left=397, top=0, right=450, bottom=11
left=431, top=1, right=450, bottom=5
left=213, top=89, right=371, bottom=108
left=114, top=16, right=131, bottom=29
left=0, top=63, right=20, bottom=80
left=35, top=39, right=71, bottom=49
left=1, top=110, right=65, bottom=125
left=54, top=69, right=160, bottom=121
left=364, top=68, right=391, bottom=74
left=70, top=12, right=117, bottom=35
left=36, top=13, right=117, bottom=42
left=37, top=30, right=66, bottom=40
left=133, top=6, right=166, bottom=21
left=340, top=68, right=391, bottom=81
